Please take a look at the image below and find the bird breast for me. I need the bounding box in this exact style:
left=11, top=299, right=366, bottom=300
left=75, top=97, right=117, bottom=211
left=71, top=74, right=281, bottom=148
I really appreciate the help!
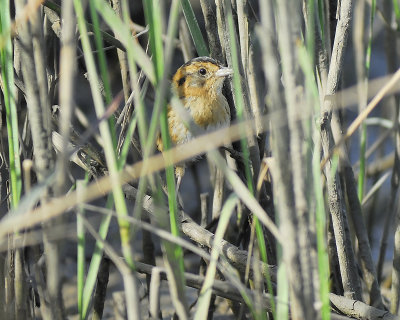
left=168, top=95, right=230, bottom=145
left=189, top=95, right=230, bottom=129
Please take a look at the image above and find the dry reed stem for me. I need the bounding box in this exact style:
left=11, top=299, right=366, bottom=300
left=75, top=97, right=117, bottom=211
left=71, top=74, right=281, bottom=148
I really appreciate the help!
left=275, top=0, right=316, bottom=317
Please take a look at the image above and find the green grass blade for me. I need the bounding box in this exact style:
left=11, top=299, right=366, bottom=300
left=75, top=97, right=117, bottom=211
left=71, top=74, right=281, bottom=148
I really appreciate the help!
left=394, top=0, right=400, bottom=25
left=317, top=0, right=326, bottom=41
left=313, top=134, right=331, bottom=320
left=254, top=218, right=275, bottom=317
left=0, top=0, right=22, bottom=207
left=76, top=179, right=88, bottom=319
left=181, top=0, right=209, bottom=56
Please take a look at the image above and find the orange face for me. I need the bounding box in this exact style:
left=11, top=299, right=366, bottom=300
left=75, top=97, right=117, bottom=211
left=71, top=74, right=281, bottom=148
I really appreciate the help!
left=172, top=57, right=233, bottom=102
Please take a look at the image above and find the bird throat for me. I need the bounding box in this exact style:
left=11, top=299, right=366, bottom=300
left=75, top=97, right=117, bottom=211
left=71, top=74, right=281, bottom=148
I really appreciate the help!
left=184, top=94, right=230, bottom=129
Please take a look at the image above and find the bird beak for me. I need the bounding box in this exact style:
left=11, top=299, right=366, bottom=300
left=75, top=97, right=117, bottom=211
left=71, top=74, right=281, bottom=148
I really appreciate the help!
left=215, top=67, right=233, bottom=77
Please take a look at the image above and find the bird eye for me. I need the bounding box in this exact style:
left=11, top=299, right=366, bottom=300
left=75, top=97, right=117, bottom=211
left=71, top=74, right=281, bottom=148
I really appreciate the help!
left=198, top=68, right=207, bottom=76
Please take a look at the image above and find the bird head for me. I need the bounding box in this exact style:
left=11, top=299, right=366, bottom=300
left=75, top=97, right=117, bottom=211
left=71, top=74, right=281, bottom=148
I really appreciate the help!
left=172, top=57, right=233, bottom=101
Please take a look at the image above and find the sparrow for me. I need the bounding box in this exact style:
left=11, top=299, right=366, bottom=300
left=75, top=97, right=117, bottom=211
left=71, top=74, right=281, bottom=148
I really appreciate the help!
left=157, top=56, right=233, bottom=189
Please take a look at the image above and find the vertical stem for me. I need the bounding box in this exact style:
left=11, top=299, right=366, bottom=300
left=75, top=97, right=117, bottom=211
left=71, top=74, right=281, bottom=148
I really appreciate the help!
left=15, top=1, right=62, bottom=317
left=319, top=0, right=365, bottom=302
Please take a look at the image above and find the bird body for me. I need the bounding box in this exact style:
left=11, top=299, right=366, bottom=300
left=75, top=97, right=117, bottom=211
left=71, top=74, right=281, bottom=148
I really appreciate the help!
left=157, top=56, right=233, bottom=188
left=158, top=57, right=232, bottom=148
left=166, top=93, right=231, bottom=145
